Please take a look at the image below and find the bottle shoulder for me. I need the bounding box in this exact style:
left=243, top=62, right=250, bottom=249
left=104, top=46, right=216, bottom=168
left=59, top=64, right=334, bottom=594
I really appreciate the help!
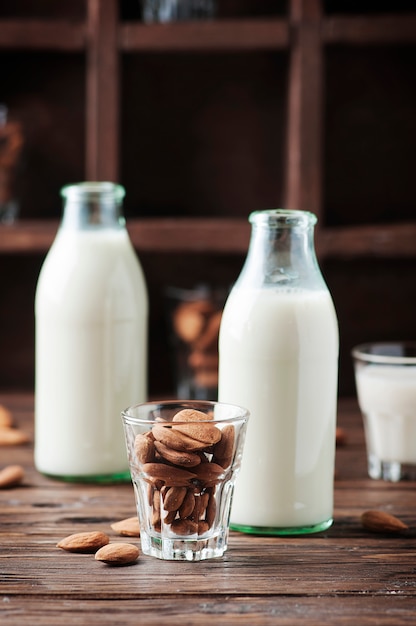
left=35, top=228, right=148, bottom=314
left=220, top=286, right=339, bottom=351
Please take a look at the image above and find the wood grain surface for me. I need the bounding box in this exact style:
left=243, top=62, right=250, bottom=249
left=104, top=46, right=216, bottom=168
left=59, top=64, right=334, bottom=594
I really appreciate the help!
left=1, top=394, right=415, bottom=625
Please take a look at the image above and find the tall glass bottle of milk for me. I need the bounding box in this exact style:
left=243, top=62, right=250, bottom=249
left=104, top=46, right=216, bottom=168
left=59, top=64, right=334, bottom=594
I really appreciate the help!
left=35, top=182, right=148, bottom=482
left=218, top=209, right=339, bottom=534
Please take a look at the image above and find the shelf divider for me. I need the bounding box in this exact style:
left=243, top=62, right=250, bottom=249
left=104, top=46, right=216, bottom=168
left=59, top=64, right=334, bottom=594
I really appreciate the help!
left=86, top=0, right=119, bottom=181
left=283, top=0, right=324, bottom=222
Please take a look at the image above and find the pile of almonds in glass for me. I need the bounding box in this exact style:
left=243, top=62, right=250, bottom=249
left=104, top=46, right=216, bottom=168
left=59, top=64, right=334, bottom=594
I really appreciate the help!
left=134, top=408, right=235, bottom=536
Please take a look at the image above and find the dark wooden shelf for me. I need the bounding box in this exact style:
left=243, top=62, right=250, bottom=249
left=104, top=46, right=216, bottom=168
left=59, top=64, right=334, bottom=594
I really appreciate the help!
left=121, top=19, right=289, bottom=52
left=2, top=219, right=416, bottom=258
left=1, top=0, right=416, bottom=394
left=0, top=20, right=85, bottom=50
left=1, top=14, right=415, bottom=53
left=323, top=15, right=416, bottom=45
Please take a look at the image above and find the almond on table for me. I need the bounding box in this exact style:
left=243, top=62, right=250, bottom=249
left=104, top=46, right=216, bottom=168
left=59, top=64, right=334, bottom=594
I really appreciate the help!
left=336, top=427, right=347, bottom=446
left=0, top=404, right=13, bottom=428
left=361, top=510, right=408, bottom=533
left=95, top=542, right=140, bottom=565
left=0, top=427, right=30, bottom=446
left=57, top=531, right=110, bottom=553
left=0, top=464, right=24, bottom=488
left=110, top=517, right=140, bottom=537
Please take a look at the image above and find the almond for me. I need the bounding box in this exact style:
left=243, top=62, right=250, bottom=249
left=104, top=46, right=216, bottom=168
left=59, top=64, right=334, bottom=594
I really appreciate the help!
left=193, top=309, right=222, bottom=351
left=336, top=427, right=347, bottom=446
left=152, top=490, right=161, bottom=530
left=110, top=517, right=140, bottom=537
left=194, top=370, right=219, bottom=389
left=0, top=405, right=13, bottom=428
left=164, top=510, right=177, bottom=524
left=205, top=491, right=217, bottom=528
left=57, top=531, right=110, bottom=553
left=193, top=462, right=224, bottom=486
left=95, top=542, right=139, bottom=565
left=171, top=518, right=198, bottom=536
left=361, top=510, right=408, bottom=533
left=171, top=409, right=220, bottom=442
left=213, top=424, right=235, bottom=468
left=134, top=433, right=155, bottom=464
left=198, top=520, right=210, bottom=535
left=153, top=488, right=161, bottom=513
left=163, top=486, right=187, bottom=512
left=154, top=440, right=201, bottom=468
left=172, top=421, right=221, bottom=446
left=188, top=350, right=219, bottom=370
left=173, top=301, right=207, bottom=343
left=152, top=423, right=208, bottom=452
left=172, top=408, right=208, bottom=422
left=178, top=489, right=196, bottom=519
left=0, top=427, right=30, bottom=446
left=199, top=490, right=210, bottom=515
left=142, top=462, right=197, bottom=487
left=0, top=464, right=24, bottom=488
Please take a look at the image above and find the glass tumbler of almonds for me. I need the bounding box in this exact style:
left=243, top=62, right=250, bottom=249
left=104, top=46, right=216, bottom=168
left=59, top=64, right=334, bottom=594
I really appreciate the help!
left=121, top=400, right=249, bottom=561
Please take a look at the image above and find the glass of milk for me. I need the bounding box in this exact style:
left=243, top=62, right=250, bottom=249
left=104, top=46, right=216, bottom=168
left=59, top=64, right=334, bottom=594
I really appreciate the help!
left=121, top=400, right=249, bottom=561
left=352, top=342, right=416, bottom=481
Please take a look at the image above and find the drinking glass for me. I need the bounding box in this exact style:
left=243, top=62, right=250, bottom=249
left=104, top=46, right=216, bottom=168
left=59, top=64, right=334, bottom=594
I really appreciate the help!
left=352, top=342, right=416, bottom=481
left=121, top=400, right=249, bottom=560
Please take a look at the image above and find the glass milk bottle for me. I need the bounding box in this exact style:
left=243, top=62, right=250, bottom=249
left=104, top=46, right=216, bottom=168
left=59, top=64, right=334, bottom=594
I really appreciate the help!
left=218, top=209, right=339, bottom=534
left=35, top=182, right=148, bottom=482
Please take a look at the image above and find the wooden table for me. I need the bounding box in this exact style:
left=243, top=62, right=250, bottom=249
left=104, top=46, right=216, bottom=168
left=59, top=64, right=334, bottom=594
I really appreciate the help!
left=1, top=393, right=415, bottom=625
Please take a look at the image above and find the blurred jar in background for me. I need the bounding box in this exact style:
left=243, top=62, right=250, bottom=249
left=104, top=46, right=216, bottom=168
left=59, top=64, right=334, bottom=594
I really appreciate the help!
left=0, top=104, right=24, bottom=224
left=141, top=0, right=217, bottom=22
left=166, top=284, right=227, bottom=401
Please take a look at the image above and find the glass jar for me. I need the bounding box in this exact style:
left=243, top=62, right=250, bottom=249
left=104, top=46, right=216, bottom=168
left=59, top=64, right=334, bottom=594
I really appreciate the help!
left=218, top=209, right=339, bottom=534
left=165, top=284, right=227, bottom=401
left=0, top=104, right=23, bottom=224
left=35, top=182, right=148, bottom=482
left=142, top=0, right=217, bottom=23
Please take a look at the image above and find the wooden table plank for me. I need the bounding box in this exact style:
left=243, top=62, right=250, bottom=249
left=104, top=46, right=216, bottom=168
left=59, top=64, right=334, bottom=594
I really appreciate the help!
left=2, top=596, right=416, bottom=626
left=2, top=596, right=415, bottom=626
left=1, top=394, right=415, bottom=625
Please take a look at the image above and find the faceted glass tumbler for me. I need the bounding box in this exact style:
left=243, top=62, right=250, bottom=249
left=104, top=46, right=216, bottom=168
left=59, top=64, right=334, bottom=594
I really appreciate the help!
left=121, top=400, right=249, bottom=561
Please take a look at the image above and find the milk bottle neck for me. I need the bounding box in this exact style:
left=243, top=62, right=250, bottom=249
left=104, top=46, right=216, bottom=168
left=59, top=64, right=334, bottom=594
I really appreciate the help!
left=60, top=182, right=126, bottom=231
left=237, top=209, right=325, bottom=290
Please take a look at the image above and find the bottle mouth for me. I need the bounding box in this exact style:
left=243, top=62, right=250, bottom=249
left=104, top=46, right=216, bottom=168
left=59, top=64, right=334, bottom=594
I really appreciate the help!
left=59, top=182, right=126, bottom=230
left=249, top=209, right=317, bottom=228
left=60, top=181, right=125, bottom=203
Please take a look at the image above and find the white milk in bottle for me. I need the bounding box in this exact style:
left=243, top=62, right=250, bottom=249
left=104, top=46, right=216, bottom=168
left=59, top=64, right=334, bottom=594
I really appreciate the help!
left=35, top=182, right=148, bottom=482
left=218, top=210, right=339, bottom=534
